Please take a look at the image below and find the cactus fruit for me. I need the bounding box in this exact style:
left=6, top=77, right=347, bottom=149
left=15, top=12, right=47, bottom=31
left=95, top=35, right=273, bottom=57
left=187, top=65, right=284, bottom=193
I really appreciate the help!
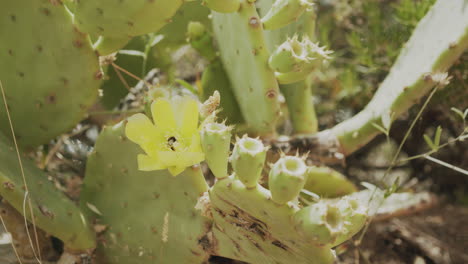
left=209, top=0, right=322, bottom=134
left=2, top=0, right=464, bottom=263
left=293, top=197, right=366, bottom=247
left=230, top=136, right=268, bottom=188
left=268, top=156, right=308, bottom=204
left=262, top=5, right=320, bottom=134
left=0, top=0, right=101, bottom=148
left=208, top=174, right=367, bottom=264
left=200, top=121, right=232, bottom=179
left=0, top=133, right=96, bottom=251
left=269, top=36, right=331, bottom=84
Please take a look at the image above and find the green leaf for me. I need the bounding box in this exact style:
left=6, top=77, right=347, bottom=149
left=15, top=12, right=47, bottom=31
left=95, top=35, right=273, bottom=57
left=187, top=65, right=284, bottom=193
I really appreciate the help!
left=434, top=126, right=443, bottom=148
left=175, top=79, right=198, bottom=95
left=451, top=107, right=465, bottom=120
left=423, top=133, right=436, bottom=151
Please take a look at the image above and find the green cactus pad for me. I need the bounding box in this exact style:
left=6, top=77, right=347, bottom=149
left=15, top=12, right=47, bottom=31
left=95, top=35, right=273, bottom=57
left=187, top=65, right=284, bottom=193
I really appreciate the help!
left=0, top=0, right=101, bottom=148
left=159, top=1, right=211, bottom=48
left=188, top=22, right=217, bottom=62
left=304, top=166, right=357, bottom=198
left=281, top=80, right=318, bottom=133
left=80, top=123, right=211, bottom=264
left=71, top=0, right=184, bottom=41
left=203, top=0, right=240, bottom=13
left=211, top=1, right=281, bottom=134
left=94, top=36, right=131, bottom=56
left=0, top=133, right=96, bottom=251
left=208, top=175, right=366, bottom=263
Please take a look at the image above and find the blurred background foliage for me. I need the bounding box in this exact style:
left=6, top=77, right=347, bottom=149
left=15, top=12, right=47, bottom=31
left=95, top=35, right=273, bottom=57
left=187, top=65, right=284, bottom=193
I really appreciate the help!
left=312, top=0, right=467, bottom=127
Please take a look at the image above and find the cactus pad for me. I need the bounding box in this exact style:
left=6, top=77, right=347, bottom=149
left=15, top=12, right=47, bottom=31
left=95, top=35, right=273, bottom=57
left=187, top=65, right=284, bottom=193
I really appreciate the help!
left=208, top=175, right=366, bottom=264
left=212, top=1, right=281, bottom=134
left=0, top=133, right=96, bottom=251
left=0, top=0, right=101, bottom=148
left=72, top=0, right=184, bottom=40
left=80, top=123, right=211, bottom=264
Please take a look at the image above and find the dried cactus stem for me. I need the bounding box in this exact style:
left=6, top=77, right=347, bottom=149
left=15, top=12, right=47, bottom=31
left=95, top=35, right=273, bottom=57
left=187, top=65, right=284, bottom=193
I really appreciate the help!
left=331, top=0, right=468, bottom=154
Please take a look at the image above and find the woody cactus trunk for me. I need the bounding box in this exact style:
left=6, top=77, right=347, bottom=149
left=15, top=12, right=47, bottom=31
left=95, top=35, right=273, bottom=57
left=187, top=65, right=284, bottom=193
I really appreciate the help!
left=0, top=0, right=466, bottom=264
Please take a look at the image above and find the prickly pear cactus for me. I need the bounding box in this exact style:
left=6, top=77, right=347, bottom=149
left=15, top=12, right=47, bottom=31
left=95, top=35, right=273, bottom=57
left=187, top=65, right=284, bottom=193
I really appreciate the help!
left=158, top=2, right=211, bottom=48
left=209, top=177, right=366, bottom=263
left=79, top=93, right=368, bottom=263
left=80, top=124, right=211, bottom=263
left=70, top=0, right=184, bottom=54
left=2, top=0, right=465, bottom=263
left=259, top=0, right=321, bottom=134
left=204, top=134, right=367, bottom=264
left=212, top=0, right=281, bottom=134
left=0, top=133, right=96, bottom=251
left=0, top=0, right=101, bottom=148
left=186, top=21, right=244, bottom=124
left=209, top=0, right=330, bottom=135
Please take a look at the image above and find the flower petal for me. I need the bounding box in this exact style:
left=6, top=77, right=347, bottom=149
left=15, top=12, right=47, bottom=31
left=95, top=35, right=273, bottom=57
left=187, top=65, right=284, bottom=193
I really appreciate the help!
left=151, top=99, right=177, bottom=132
left=158, top=151, right=205, bottom=168
left=176, top=97, right=199, bottom=140
left=188, top=133, right=203, bottom=153
left=137, top=154, right=166, bottom=171
left=125, top=113, right=158, bottom=147
left=168, top=166, right=185, bottom=176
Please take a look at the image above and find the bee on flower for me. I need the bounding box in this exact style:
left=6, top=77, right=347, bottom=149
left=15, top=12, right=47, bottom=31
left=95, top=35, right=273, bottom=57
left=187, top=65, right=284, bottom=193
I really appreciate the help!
left=125, top=96, right=205, bottom=176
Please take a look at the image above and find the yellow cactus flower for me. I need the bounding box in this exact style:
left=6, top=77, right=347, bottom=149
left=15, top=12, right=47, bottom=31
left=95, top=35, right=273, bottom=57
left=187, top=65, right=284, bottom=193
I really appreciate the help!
left=125, top=96, right=205, bottom=176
